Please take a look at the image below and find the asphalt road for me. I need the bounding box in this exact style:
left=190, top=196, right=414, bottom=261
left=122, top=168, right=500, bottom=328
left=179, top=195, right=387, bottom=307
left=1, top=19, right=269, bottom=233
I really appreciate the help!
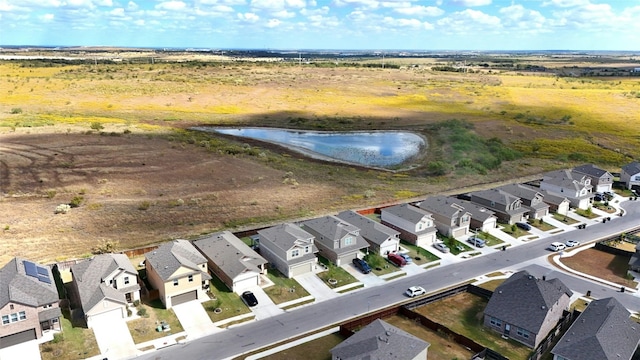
left=134, top=199, right=640, bottom=360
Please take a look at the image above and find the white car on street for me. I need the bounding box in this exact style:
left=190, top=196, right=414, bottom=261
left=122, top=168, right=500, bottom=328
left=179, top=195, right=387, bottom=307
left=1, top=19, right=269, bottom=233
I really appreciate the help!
left=405, top=286, right=427, bottom=298
left=565, top=240, right=580, bottom=247
left=549, top=242, right=566, bottom=252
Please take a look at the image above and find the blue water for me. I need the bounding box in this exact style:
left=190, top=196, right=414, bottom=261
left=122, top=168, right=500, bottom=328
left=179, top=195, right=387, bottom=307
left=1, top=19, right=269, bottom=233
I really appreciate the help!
left=194, top=127, right=425, bottom=168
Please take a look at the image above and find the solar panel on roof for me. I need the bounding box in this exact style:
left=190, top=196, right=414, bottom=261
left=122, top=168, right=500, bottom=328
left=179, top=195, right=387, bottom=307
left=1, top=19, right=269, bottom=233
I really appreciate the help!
left=38, top=275, right=52, bottom=284
left=24, top=261, right=38, bottom=278
left=37, top=266, right=48, bottom=275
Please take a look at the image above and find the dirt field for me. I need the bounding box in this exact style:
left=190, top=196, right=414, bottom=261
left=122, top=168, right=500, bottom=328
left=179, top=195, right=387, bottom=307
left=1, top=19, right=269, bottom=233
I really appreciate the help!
left=557, top=248, right=637, bottom=288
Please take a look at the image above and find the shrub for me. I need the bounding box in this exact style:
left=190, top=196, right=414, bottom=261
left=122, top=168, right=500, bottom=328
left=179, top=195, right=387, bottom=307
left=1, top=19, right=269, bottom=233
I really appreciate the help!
left=55, top=204, right=71, bottom=214
left=10, top=108, right=22, bottom=114
left=92, top=240, right=120, bottom=254
left=133, top=300, right=140, bottom=307
left=69, top=196, right=83, bottom=208
left=138, top=201, right=151, bottom=210
left=90, top=122, right=104, bottom=131
left=137, top=307, right=147, bottom=317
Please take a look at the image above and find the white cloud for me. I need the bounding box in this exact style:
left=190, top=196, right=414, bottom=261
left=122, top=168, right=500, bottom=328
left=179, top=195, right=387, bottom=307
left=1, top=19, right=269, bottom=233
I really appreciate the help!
left=550, top=2, right=615, bottom=29
left=266, top=18, right=281, bottom=27
left=134, top=19, right=144, bottom=25
left=126, top=1, right=137, bottom=10
left=394, top=5, right=444, bottom=17
left=272, top=9, right=296, bottom=18
left=382, top=16, right=433, bottom=29
left=448, top=0, right=491, bottom=7
left=499, top=4, right=546, bottom=31
left=41, top=13, right=55, bottom=21
left=96, top=0, right=112, bottom=6
left=237, top=11, right=259, bottom=22
left=437, top=9, right=500, bottom=33
left=155, top=1, right=187, bottom=11
left=542, top=0, right=590, bottom=8
left=250, top=0, right=305, bottom=10
left=300, top=5, right=328, bottom=16
left=109, top=7, right=124, bottom=16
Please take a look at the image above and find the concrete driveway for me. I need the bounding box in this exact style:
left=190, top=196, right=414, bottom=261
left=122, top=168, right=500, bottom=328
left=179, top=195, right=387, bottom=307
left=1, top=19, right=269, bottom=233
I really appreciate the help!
left=0, top=339, right=42, bottom=360
left=173, top=301, right=216, bottom=339
left=343, top=263, right=386, bottom=287
left=243, top=287, right=284, bottom=320
left=91, top=315, right=137, bottom=360
left=294, top=273, right=338, bottom=303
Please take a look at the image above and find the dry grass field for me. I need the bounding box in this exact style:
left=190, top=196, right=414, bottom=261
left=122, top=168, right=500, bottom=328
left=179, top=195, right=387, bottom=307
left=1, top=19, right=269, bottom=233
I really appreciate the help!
left=1, top=54, right=640, bottom=264
left=558, top=248, right=637, bottom=288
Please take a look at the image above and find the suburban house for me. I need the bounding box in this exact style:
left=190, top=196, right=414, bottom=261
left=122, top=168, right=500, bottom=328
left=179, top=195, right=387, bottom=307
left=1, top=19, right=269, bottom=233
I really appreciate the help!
left=469, top=188, right=530, bottom=224
left=300, top=215, right=370, bottom=266
left=539, top=169, right=594, bottom=209
left=257, top=223, right=319, bottom=278
left=483, top=270, right=573, bottom=348
left=573, top=164, right=613, bottom=193
left=551, top=297, right=640, bottom=360
left=336, top=210, right=400, bottom=256
left=144, top=240, right=212, bottom=309
left=417, top=195, right=471, bottom=238
left=449, top=198, right=498, bottom=233
left=621, top=161, right=640, bottom=191
left=330, top=319, right=430, bottom=360
left=380, top=203, right=437, bottom=248
left=628, top=242, right=640, bottom=273
left=539, top=190, right=571, bottom=216
left=498, top=184, right=550, bottom=220
left=0, top=257, right=61, bottom=349
left=69, top=253, right=140, bottom=328
left=193, top=231, right=267, bottom=294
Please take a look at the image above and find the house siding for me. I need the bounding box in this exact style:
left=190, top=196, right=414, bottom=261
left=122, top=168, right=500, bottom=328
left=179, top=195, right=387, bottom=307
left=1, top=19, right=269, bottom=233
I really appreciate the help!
left=0, top=302, right=42, bottom=340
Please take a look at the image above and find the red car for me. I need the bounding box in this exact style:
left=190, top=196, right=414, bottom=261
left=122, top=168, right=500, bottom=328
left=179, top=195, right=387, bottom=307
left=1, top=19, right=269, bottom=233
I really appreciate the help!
left=387, top=253, right=406, bottom=267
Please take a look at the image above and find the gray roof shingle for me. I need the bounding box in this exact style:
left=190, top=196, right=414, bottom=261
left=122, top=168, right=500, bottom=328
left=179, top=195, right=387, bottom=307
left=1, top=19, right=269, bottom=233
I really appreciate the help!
left=622, top=161, right=640, bottom=176
left=145, top=240, right=211, bottom=281
left=300, top=215, right=369, bottom=255
left=484, top=270, right=573, bottom=333
left=382, top=203, right=433, bottom=224
left=336, top=210, right=400, bottom=246
left=419, top=195, right=467, bottom=218
left=0, top=257, right=60, bottom=309
left=193, top=231, right=267, bottom=280
left=331, top=319, right=429, bottom=360
left=552, top=297, right=640, bottom=360
left=448, top=198, right=496, bottom=222
left=573, top=164, right=611, bottom=178
left=257, top=223, right=315, bottom=252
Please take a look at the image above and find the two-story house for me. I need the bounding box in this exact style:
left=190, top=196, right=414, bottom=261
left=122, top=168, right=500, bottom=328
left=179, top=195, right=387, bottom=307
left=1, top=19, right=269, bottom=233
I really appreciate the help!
left=1, top=257, right=61, bottom=349
left=551, top=297, right=640, bottom=360
left=498, top=184, right=550, bottom=220
left=621, top=161, right=640, bottom=191
left=380, top=203, right=437, bottom=248
left=418, top=196, right=471, bottom=238
left=300, top=215, right=369, bottom=266
left=257, top=223, right=319, bottom=278
left=470, top=189, right=530, bottom=224
left=538, top=190, right=571, bottom=216
left=336, top=210, right=400, bottom=256
left=70, top=253, right=140, bottom=328
left=193, top=231, right=267, bottom=293
left=144, top=240, right=212, bottom=309
left=483, top=270, right=572, bottom=348
left=573, top=164, right=613, bottom=193
left=449, top=198, right=498, bottom=233
left=539, top=169, right=594, bottom=209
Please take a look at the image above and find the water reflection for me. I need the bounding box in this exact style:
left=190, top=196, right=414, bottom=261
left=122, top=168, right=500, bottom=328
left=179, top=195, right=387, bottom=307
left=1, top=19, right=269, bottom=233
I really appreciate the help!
left=193, top=127, right=426, bottom=168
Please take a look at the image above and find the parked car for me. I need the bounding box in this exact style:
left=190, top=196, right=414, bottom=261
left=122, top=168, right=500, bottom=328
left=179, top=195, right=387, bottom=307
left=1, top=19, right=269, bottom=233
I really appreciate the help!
left=516, top=222, right=532, bottom=231
left=433, top=242, right=450, bottom=253
left=594, top=193, right=604, bottom=202
left=405, top=286, right=426, bottom=298
left=399, top=253, right=413, bottom=263
left=241, top=291, right=258, bottom=307
left=352, top=257, right=372, bottom=274
left=387, top=253, right=407, bottom=267
left=549, top=242, right=566, bottom=252
left=466, top=236, right=486, bottom=248
left=565, top=240, right=580, bottom=247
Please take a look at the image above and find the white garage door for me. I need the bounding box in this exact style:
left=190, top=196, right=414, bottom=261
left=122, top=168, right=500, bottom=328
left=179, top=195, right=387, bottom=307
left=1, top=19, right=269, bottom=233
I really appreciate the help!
left=172, top=290, right=197, bottom=306
left=88, top=307, right=124, bottom=328
left=233, top=276, right=259, bottom=293
left=289, top=262, right=312, bottom=277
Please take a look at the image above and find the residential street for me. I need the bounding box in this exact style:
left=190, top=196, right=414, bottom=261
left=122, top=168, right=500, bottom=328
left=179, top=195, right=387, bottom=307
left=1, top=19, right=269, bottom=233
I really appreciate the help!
left=133, top=199, right=640, bottom=360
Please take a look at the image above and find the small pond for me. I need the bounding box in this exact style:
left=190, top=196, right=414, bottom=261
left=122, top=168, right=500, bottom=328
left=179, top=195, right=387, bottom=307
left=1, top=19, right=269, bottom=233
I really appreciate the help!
left=193, top=127, right=426, bottom=169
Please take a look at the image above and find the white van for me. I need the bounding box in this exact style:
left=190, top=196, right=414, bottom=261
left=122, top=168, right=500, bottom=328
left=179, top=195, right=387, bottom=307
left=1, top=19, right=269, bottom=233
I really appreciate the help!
left=549, top=242, right=566, bottom=252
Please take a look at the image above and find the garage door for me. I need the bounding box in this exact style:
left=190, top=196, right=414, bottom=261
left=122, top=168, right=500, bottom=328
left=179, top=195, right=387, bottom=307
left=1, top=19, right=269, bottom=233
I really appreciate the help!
left=233, top=276, right=258, bottom=293
left=172, top=290, right=197, bottom=306
left=452, top=227, right=467, bottom=238
left=289, top=262, right=312, bottom=277
left=88, top=307, right=124, bottom=328
left=0, top=328, right=36, bottom=349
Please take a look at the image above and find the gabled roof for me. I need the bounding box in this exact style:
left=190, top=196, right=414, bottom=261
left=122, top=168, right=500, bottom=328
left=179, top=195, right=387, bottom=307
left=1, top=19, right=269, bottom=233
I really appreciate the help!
left=71, top=253, right=140, bottom=313
left=331, top=319, right=429, bottom=360
left=573, top=164, right=612, bottom=178
left=193, top=231, right=267, bottom=280
left=552, top=297, right=640, bottom=360
left=484, top=270, right=573, bottom=333
left=145, top=240, right=211, bottom=281
left=382, top=203, right=433, bottom=224
left=538, top=189, right=570, bottom=206
left=257, top=223, right=315, bottom=252
left=542, top=169, right=592, bottom=191
left=448, top=198, right=496, bottom=222
left=336, top=210, right=399, bottom=246
left=622, top=161, right=640, bottom=176
left=419, top=195, right=467, bottom=218
left=301, top=215, right=360, bottom=241
left=498, top=184, right=542, bottom=202
left=0, top=257, right=60, bottom=309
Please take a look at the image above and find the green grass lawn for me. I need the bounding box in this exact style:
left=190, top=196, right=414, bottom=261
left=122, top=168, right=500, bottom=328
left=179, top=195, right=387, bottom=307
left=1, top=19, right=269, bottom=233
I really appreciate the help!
left=364, top=253, right=402, bottom=275
left=440, top=236, right=472, bottom=255
left=552, top=213, right=579, bottom=225
left=592, top=202, right=616, bottom=213
left=528, top=219, right=557, bottom=231
left=128, top=299, right=184, bottom=344
left=202, top=276, right=252, bottom=323
left=474, top=232, right=505, bottom=247
left=575, top=208, right=599, bottom=219
left=264, top=271, right=311, bottom=304
left=399, top=241, right=440, bottom=264
left=500, top=225, right=530, bottom=238
left=40, top=309, right=100, bottom=360
left=317, top=257, right=359, bottom=288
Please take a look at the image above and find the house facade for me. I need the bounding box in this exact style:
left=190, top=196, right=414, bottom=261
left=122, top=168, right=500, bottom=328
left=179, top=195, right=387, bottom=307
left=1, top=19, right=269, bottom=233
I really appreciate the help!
left=573, top=164, right=613, bottom=193
left=551, top=297, right=640, bottom=360
left=539, top=190, right=571, bottom=216
left=418, top=195, right=471, bottom=238
left=449, top=198, right=498, bottom=233
left=470, top=188, right=530, bottom=224
left=540, top=169, right=594, bottom=209
left=144, top=240, right=212, bottom=309
left=70, top=254, right=140, bottom=328
left=336, top=210, right=400, bottom=256
left=330, top=319, right=429, bottom=360
left=257, top=223, right=318, bottom=278
left=193, top=231, right=267, bottom=294
left=0, top=257, right=62, bottom=349
left=621, top=161, right=640, bottom=191
left=483, top=270, right=572, bottom=348
left=498, top=184, right=550, bottom=220
left=300, top=215, right=369, bottom=266
left=380, top=203, right=437, bottom=248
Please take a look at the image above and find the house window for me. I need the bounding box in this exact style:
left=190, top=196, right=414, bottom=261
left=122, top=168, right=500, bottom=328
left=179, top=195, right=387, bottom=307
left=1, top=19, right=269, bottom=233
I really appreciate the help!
left=124, top=276, right=130, bottom=285
left=490, top=317, right=502, bottom=327
left=18, top=311, right=26, bottom=321
left=1, top=315, right=9, bottom=325
left=305, top=246, right=310, bottom=253
left=9, top=304, right=13, bottom=310
left=10, top=313, right=18, bottom=322
left=43, top=304, right=52, bottom=309
left=517, top=327, right=530, bottom=338
left=291, top=249, right=300, bottom=257
left=344, top=236, right=353, bottom=246
left=52, top=318, right=58, bottom=323
left=173, top=279, right=179, bottom=286
left=418, top=223, right=423, bottom=230
left=2, top=312, right=26, bottom=325
left=188, top=275, right=193, bottom=282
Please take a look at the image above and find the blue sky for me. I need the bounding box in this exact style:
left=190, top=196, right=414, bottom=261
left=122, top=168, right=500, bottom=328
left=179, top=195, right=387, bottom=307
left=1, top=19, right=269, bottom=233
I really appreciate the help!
left=1, top=0, right=639, bottom=50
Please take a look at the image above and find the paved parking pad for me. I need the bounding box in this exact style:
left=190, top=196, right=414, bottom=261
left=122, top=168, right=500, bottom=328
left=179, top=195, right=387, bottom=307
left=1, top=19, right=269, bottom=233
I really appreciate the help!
left=173, top=301, right=217, bottom=339
left=343, top=263, right=386, bottom=287
left=243, top=287, right=284, bottom=320
left=0, top=339, right=42, bottom=360
left=92, top=315, right=137, bottom=360
left=294, top=273, right=339, bottom=303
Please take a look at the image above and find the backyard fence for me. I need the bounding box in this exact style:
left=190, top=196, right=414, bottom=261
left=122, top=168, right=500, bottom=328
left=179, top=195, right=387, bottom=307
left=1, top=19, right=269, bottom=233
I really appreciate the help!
left=526, top=310, right=579, bottom=360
